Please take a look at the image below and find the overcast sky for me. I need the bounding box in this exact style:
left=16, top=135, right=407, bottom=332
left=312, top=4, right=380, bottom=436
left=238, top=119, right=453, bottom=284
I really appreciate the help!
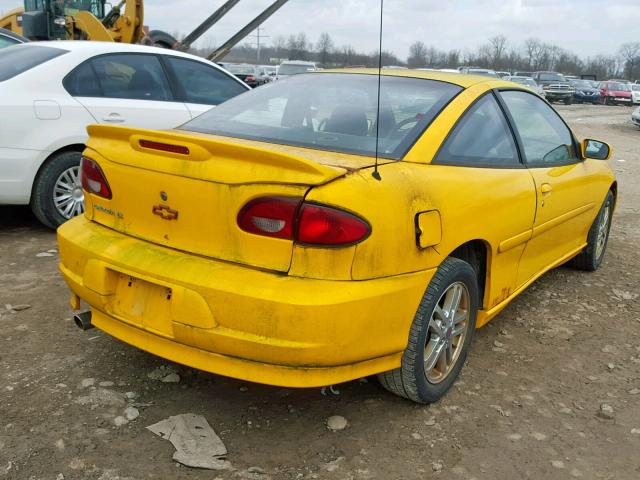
left=1, top=0, right=638, bottom=59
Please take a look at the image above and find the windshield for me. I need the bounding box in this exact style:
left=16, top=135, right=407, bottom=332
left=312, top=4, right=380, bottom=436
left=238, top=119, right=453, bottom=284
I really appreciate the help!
left=571, top=80, right=593, bottom=89
left=0, top=44, right=67, bottom=82
left=539, top=73, right=566, bottom=82
left=511, top=77, right=537, bottom=87
left=278, top=64, right=315, bottom=75
left=609, top=82, right=630, bottom=91
left=182, top=73, right=462, bottom=160
left=226, top=64, right=255, bottom=75
left=632, top=84, right=640, bottom=91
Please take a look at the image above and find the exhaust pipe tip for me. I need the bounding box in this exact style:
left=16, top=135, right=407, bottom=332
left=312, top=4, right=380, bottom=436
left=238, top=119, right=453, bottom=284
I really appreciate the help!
left=73, top=311, right=93, bottom=331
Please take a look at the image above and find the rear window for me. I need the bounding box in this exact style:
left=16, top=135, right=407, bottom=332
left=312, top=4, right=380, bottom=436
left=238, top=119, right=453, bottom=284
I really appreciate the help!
left=0, top=44, right=67, bottom=82
left=182, top=73, right=462, bottom=159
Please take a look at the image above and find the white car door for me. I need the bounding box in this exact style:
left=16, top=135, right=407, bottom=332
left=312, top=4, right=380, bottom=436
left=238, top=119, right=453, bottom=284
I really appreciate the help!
left=66, top=53, right=191, bottom=129
left=161, top=56, right=249, bottom=119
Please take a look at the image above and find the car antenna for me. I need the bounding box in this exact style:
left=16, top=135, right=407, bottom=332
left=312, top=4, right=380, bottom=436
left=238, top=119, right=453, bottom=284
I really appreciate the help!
left=372, top=0, right=384, bottom=181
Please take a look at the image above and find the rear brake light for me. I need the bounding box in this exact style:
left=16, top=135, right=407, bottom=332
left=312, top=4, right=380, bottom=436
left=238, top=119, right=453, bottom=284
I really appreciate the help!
left=139, top=139, right=190, bottom=155
left=237, top=197, right=301, bottom=240
left=237, top=197, right=370, bottom=246
left=245, top=75, right=255, bottom=82
left=81, top=156, right=111, bottom=199
left=297, top=203, right=370, bottom=246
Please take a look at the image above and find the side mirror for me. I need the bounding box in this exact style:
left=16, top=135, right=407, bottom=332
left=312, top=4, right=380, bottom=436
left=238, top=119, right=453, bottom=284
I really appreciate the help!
left=581, top=139, right=611, bottom=160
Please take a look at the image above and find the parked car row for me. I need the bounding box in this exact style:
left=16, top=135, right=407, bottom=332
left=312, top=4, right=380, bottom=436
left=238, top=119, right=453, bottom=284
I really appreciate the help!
left=217, top=60, right=319, bottom=86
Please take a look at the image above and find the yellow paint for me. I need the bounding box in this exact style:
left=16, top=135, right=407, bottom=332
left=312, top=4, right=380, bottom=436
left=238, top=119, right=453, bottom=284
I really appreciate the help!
left=416, top=211, right=442, bottom=249
left=0, top=1, right=144, bottom=44
left=58, top=71, right=616, bottom=388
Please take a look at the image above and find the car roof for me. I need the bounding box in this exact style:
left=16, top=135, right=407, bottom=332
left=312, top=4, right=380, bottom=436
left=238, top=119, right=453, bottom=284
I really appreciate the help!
left=321, top=68, right=511, bottom=88
left=32, top=40, right=213, bottom=62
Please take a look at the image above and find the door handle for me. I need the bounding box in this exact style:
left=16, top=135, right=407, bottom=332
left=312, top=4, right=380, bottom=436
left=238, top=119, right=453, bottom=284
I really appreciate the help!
left=102, top=113, right=125, bottom=123
left=541, top=183, right=553, bottom=194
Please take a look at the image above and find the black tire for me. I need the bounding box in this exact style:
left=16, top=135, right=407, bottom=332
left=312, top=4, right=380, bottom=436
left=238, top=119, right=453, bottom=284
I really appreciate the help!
left=564, top=97, right=573, bottom=105
left=31, top=151, right=83, bottom=230
left=378, top=258, right=479, bottom=403
left=569, top=190, right=614, bottom=271
left=144, top=30, right=178, bottom=49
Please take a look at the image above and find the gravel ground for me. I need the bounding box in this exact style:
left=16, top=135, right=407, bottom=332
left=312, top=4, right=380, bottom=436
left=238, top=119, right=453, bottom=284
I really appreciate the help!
left=1, top=105, right=639, bottom=480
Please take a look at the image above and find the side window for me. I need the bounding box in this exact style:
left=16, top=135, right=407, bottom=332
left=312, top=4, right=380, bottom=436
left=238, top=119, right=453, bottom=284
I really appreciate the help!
left=0, top=37, right=18, bottom=48
left=434, top=93, right=520, bottom=167
left=90, top=54, right=172, bottom=101
left=165, top=57, right=247, bottom=105
left=63, top=61, right=101, bottom=97
left=500, top=90, right=578, bottom=167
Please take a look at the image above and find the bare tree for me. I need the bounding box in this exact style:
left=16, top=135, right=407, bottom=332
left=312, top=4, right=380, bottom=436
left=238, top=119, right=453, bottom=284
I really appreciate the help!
left=316, top=32, right=335, bottom=67
left=619, top=42, right=640, bottom=79
left=488, top=34, right=508, bottom=69
left=287, top=32, right=309, bottom=60
left=272, top=35, right=287, bottom=60
left=407, top=41, right=428, bottom=68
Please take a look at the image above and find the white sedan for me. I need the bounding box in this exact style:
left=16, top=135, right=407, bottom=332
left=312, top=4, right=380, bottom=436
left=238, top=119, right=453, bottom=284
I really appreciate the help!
left=0, top=41, right=249, bottom=228
left=632, top=106, right=640, bottom=128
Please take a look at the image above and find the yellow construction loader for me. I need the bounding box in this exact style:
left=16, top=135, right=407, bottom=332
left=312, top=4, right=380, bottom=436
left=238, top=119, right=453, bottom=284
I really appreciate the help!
left=0, top=0, right=289, bottom=59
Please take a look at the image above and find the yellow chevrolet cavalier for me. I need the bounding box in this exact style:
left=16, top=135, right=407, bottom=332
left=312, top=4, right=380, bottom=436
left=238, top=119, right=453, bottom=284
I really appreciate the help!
left=58, top=70, right=616, bottom=403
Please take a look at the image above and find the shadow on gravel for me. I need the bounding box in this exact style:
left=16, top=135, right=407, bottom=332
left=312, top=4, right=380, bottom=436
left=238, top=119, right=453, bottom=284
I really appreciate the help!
left=0, top=205, right=49, bottom=232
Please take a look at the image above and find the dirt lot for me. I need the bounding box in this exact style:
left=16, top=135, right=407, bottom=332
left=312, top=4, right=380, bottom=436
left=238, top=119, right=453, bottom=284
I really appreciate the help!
left=1, top=105, right=639, bottom=480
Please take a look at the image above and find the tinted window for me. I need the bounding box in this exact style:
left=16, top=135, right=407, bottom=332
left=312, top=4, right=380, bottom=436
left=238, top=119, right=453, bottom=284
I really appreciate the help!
left=90, top=54, right=172, bottom=101
left=182, top=74, right=462, bottom=159
left=435, top=94, right=519, bottom=167
left=0, top=45, right=67, bottom=82
left=64, top=61, right=101, bottom=97
left=166, top=57, right=247, bottom=105
left=500, top=90, right=578, bottom=167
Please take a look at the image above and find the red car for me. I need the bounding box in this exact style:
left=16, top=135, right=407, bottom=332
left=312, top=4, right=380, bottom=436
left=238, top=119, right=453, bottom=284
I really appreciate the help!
left=598, top=81, right=633, bottom=106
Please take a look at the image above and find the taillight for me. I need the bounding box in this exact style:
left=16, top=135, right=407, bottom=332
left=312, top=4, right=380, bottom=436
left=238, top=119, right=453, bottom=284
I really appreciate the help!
left=237, top=197, right=370, bottom=246
left=81, top=156, right=112, bottom=199
left=245, top=75, right=255, bottom=82
left=139, top=139, right=190, bottom=155
left=237, top=197, right=300, bottom=240
left=297, top=203, right=370, bottom=246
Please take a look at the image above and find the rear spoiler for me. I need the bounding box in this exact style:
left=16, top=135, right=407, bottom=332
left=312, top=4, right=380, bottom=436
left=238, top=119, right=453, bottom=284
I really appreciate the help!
left=85, top=125, right=346, bottom=186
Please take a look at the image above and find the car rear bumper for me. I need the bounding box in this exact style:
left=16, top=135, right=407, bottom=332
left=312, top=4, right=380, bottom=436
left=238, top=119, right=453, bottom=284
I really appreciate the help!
left=58, top=216, right=434, bottom=387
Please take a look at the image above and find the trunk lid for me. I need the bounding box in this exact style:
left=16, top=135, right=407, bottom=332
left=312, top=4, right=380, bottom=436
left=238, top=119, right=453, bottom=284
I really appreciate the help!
left=83, top=125, right=374, bottom=272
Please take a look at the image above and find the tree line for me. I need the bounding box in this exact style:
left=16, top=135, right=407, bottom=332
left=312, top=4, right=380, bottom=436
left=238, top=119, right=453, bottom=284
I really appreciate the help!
left=193, top=32, right=640, bottom=81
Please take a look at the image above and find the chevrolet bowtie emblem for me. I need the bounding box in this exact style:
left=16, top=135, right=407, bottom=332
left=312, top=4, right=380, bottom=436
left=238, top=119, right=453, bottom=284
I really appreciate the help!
left=152, top=204, right=179, bottom=220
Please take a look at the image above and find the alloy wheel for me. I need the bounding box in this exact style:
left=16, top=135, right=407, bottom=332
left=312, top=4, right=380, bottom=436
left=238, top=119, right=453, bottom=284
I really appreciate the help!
left=424, top=282, right=470, bottom=384
left=53, top=166, right=84, bottom=219
left=595, top=202, right=611, bottom=260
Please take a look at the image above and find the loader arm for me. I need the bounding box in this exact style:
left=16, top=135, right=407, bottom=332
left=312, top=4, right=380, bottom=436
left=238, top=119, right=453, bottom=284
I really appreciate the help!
left=74, top=10, right=115, bottom=41
left=0, top=7, right=25, bottom=35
